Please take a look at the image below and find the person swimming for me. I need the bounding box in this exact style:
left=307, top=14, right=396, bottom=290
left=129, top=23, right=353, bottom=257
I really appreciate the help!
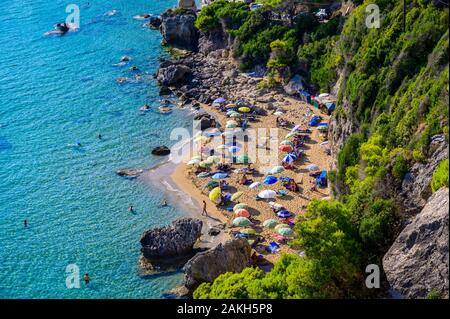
left=128, top=205, right=134, bottom=212
left=98, top=134, right=102, bottom=140
left=84, top=273, right=91, bottom=285
left=161, top=199, right=168, bottom=207
left=24, top=219, right=28, bottom=227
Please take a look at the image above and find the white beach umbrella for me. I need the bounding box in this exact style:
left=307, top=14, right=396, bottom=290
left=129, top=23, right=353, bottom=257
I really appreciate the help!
left=258, top=190, right=277, bottom=199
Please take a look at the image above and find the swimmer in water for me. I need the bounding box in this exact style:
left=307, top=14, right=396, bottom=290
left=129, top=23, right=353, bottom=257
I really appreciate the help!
left=161, top=199, right=168, bottom=207
left=98, top=134, right=102, bottom=140
left=128, top=205, right=134, bottom=213
left=84, top=273, right=91, bottom=285
left=24, top=219, right=28, bottom=227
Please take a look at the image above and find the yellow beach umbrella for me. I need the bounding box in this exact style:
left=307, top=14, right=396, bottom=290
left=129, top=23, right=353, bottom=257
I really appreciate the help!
left=240, top=228, right=256, bottom=235
left=238, top=107, right=251, bottom=113
left=209, top=187, right=221, bottom=203
left=231, top=191, right=243, bottom=201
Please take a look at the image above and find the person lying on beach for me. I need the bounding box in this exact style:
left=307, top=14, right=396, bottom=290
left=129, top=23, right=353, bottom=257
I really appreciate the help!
left=286, top=179, right=300, bottom=192
left=238, top=173, right=253, bottom=186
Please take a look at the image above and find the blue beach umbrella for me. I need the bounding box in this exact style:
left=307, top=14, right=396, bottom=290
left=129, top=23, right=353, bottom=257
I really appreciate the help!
left=212, top=173, right=228, bottom=179
left=263, top=175, right=278, bottom=185
left=283, top=153, right=297, bottom=163
left=277, top=210, right=292, bottom=218
left=213, top=98, right=226, bottom=105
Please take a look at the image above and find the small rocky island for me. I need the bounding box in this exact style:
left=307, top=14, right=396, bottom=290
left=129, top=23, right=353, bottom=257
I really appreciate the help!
left=139, top=217, right=251, bottom=297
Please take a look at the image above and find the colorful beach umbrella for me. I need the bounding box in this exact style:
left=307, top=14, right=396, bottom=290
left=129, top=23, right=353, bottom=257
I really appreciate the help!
left=229, top=112, right=242, bottom=118
left=206, top=155, right=221, bottom=163
left=258, top=190, right=277, bottom=199
left=213, top=98, right=226, bottom=105
left=197, top=172, right=210, bottom=178
left=283, top=153, right=297, bottom=163
left=274, top=224, right=290, bottom=232
left=240, top=228, right=256, bottom=235
left=233, top=203, right=248, bottom=211
left=212, top=173, right=228, bottom=179
left=235, top=208, right=250, bottom=218
left=205, top=180, right=219, bottom=189
left=199, top=161, right=213, bottom=168
left=270, top=166, right=285, bottom=174
left=231, top=191, right=243, bottom=201
left=273, top=111, right=284, bottom=116
left=263, top=219, right=278, bottom=228
left=277, top=227, right=294, bottom=237
left=263, top=176, right=278, bottom=185
left=233, top=217, right=251, bottom=227
left=209, top=187, right=221, bottom=203
left=277, top=210, right=292, bottom=218
left=279, top=145, right=293, bottom=152
left=280, top=140, right=293, bottom=146
left=307, top=164, right=319, bottom=171
left=238, top=107, right=251, bottom=113
left=225, top=103, right=236, bottom=109
left=226, top=123, right=237, bottom=128
left=249, top=181, right=262, bottom=189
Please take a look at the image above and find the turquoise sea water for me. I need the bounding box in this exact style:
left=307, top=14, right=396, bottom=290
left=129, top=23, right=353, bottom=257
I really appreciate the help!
left=0, top=0, right=194, bottom=298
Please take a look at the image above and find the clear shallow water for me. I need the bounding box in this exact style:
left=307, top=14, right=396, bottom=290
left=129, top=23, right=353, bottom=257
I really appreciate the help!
left=0, top=0, right=194, bottom=298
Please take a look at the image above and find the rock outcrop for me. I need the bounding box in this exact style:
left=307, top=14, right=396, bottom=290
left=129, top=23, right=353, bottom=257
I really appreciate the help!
left=161, top=9, right=198, bottom=51
left=283, top=74, right=305, bottom=95
left=140, top=218, right=203, bottom=261
left=156, top=64, right=192, bottom=86
left=178, top=0, right=197, bottom=11
left=383, top=187, right=449, bottom=299
left=183, top=238, right=252, bottom=290
left=151, top=145, right=171, bottom=156
left=397, top=136, right=449, bottom=216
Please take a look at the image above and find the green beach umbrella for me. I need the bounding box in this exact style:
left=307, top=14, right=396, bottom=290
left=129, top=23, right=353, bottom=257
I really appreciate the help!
left=233, top=217, right=251, bottom=227
left=274, top=224, right=290, bottom=232
left=270, top=166, right=285, bottom=174
left=263, top=219, right=278, bottom=228
left=233, top=203, right=248, bottom=211
left=231, top=191, right=243, bottom=201
left=205, top=180, right=219, bottom=189
left=277, top=227, right=294, bottom=237
left=226, top=123, right=237, bottom=128
left=199, top=161, right=213, bottom=168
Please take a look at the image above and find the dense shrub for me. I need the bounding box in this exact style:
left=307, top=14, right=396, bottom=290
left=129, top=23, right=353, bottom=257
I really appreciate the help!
left=431, top=159, right=449, bottom=192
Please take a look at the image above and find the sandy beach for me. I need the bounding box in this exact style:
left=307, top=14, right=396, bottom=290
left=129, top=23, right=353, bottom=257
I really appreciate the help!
left=148, top=88, right=334, bottom=264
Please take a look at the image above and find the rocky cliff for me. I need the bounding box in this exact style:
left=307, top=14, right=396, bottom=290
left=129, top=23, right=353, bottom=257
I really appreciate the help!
left=160, top=9, right=199, bottom=51
left=383, top=188, right=449, bottom=299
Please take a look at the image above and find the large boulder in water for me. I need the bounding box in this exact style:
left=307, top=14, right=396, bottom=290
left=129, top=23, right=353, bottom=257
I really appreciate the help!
left=157, top=64, right=192, bottom=86
left=383, top=187, right=449, bottom=299
left=151, top=145, right=171, bottom=156
left=140, top=218, right=203, bottom=262
left=183, top=238, right=252, bottom=289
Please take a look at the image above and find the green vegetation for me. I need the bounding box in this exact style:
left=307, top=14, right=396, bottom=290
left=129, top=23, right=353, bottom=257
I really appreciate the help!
left=195, top=0, right=250, bottom=32
left=193, top=0, right=449, bottom=299
left=431, top=159, right=449, bottom=192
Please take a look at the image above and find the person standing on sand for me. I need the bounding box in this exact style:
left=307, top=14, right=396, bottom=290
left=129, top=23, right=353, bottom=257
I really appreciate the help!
left=202, top=200, right=208, bottom=217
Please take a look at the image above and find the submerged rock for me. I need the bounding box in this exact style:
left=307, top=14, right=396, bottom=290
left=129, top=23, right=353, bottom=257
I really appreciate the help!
left=383, top=188, right=449, bottom=299
left=140, top=218, right=203, bottom=262
left=151, top=145, right=171, bottom=156
left=116, top=168, right=144, bottom=178
left=183, top=238, right=252, bottom=290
